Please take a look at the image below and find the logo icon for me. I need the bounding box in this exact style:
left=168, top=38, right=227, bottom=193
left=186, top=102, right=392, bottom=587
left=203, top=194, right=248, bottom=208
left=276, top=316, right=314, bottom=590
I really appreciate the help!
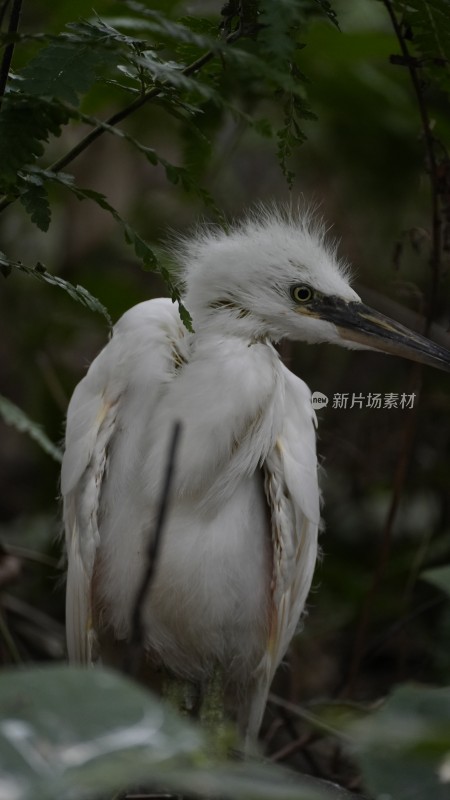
left=311, top=391, right=329, bottom=409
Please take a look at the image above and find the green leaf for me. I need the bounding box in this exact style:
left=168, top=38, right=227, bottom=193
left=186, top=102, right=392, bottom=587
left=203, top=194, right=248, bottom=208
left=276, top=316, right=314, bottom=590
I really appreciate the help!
left=0, top=665, right=354, bottom=800
left=277, top=88, right=316, bottom=188
left=18, top=174, right=51, bottom=231
left=349, top=684, right=450, bottom=799
left=0, top=252, right=112, bottom=326
left=120, top=2, right=219, bottom=49
left=29, top=169, right=159, bottom=267
left=0, top=95, right=68, bottom=194
left=0, top=665, right=203, bottom=800
left=422, top=565, right=450, bottom=596
left=29, top=169, right=193, bottom=330
left=259, top=0, right=303, bottom=66
left=313, top=0, right=340, bottom=30
left=134, top=52, right=220, bottom=100
left=19, top=25, right=121, bottom=104
left=177, top=301, right=194, bottom=332
left=125, top=224, right=159, bottom=268
left=67, top=15, right=220, bottom=101
left=0, top=395, right=63, bottom=463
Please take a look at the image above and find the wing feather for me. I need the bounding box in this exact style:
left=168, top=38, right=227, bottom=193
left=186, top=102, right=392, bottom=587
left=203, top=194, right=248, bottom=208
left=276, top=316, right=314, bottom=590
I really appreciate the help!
left=247, top=366, right=320, bottom=740
left=62, top=298, right=184, bottom=663
left=63, top=355, right=121, bottom=663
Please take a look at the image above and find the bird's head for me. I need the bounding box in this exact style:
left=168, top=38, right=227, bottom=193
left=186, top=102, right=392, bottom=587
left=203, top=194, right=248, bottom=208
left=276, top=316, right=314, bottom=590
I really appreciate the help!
left=178, top=208, right=450, bottom=371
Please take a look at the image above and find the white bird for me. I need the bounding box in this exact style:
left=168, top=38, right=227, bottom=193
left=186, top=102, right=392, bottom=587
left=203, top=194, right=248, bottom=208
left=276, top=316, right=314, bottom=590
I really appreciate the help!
left=61, top=208, right=450, bottom=743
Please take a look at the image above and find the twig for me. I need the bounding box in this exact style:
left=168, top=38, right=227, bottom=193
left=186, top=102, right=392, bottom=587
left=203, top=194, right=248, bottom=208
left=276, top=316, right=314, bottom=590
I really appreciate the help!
left=0, top=540, right=59, bottom=568
left=383, top=0, right=442, bottom=326
left=0, top=0, right=22, bottom=110
left=269, top=731, right=313, bottom=763
left=268, top=693, right=350, bottom=741
left=123, top=421, right=182, bottom=677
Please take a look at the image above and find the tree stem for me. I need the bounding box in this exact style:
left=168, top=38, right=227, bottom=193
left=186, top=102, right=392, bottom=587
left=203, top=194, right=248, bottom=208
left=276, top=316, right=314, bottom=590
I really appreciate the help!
left=383, top=0, right=442, bottom=326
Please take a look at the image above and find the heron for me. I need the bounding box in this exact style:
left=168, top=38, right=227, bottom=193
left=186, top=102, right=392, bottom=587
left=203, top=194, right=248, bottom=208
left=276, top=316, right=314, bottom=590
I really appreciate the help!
left=62, top=208, right=450, bottom=745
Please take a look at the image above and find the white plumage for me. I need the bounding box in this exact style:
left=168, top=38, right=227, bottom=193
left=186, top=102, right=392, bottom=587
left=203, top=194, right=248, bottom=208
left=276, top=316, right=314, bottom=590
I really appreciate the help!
left=62, top=208, right=450, bottom=741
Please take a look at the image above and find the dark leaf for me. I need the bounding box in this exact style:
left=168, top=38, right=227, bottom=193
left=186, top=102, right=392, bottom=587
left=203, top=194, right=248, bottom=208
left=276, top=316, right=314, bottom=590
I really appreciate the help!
left=350, top=684, right=450, bottom=799
left=313, top=0, right=340, bottom=30
left=0, top=95, right=68, bottom=194
left=0, top=251, right=112, bottom=325
left=18, top=175, right=51, bottom=231
left=19, top=25, right=121, bottom=104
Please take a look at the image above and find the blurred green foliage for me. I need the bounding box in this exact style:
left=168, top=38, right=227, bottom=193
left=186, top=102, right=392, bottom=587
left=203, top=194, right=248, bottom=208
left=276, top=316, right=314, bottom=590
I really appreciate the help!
left=0, top=0, right=450, bottom=797
left=0, top=665, right=357, bottom=800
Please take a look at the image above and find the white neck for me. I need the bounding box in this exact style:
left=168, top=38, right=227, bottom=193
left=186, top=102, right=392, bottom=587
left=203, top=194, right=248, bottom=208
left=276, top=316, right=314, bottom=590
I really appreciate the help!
left=184, top=291, right=272, bottom=345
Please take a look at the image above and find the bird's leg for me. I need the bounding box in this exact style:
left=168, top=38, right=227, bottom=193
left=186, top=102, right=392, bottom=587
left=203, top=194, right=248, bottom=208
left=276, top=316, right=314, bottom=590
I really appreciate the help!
left=162, top=672, right=199, bottom=718
left=199, top=665, right=236, bottom=757
left=199, top=665, right=225, bottom=728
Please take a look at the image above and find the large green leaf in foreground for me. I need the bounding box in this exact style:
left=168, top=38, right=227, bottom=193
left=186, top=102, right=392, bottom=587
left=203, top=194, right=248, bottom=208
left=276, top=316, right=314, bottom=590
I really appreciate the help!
left=0, top=665, right=202, bottom=800
left=351, top=684, right=450, bottom=799
left=0, top=665, right=354, bottom=800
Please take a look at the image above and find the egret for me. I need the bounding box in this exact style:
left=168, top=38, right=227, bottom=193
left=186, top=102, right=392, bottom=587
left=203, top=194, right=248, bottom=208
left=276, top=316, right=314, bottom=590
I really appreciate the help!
left=62, top=208, right=450, bottom=743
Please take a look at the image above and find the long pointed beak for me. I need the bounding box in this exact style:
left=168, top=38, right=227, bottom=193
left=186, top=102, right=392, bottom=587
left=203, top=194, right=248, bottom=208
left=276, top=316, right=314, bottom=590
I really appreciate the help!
left=316, top=298, right=450, bottom=373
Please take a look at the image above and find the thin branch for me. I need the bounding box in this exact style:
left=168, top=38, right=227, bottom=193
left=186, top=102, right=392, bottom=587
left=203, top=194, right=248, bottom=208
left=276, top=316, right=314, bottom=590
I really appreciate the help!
left=268, top=694, right=350, bottom=742
left=123, top=421, right=182, bottom=677
left=383, top=0, right=442, bottom=326
left=269, top=732, right=314, bottom=764
left=0, top=0, right=22, bottom=109
left=1, top=540, right=59, bottom=568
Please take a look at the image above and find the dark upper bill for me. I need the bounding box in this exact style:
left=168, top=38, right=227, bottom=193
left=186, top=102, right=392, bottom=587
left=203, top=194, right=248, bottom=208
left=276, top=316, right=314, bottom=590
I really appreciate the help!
left=313, top=296, right=450, bottom=373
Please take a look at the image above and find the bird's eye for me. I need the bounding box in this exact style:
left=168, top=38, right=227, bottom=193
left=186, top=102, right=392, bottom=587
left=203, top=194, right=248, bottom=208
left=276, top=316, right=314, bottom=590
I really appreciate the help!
left=291, top=285, right=313, bottom=304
